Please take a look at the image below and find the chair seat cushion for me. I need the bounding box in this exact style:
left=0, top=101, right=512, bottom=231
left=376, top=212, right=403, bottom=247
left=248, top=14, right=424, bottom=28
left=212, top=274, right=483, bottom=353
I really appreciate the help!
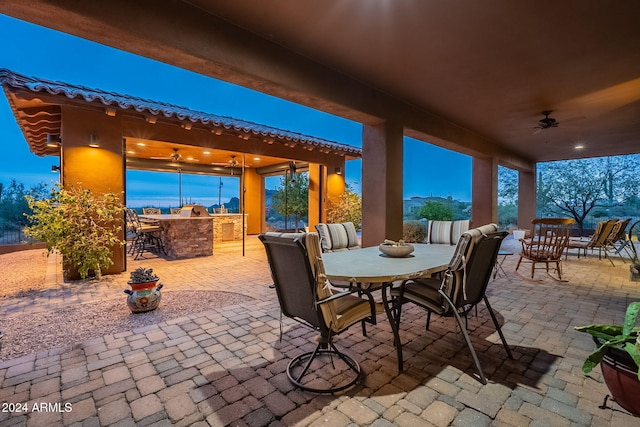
left=328, top=295, right=383, bottom=332
left=391, top=278, right=448, bottom=315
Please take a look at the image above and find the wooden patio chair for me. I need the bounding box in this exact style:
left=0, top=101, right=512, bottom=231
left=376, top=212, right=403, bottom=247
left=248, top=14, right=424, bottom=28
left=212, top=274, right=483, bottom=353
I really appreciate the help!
left=516, top=218, right=575, bottom=281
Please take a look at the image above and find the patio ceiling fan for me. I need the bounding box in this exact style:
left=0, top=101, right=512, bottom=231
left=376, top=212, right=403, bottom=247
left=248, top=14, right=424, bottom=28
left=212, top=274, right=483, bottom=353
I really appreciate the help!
left=151, top=148, right=183, bottom=162
left=533, top=110, right=559, bottom=134
left=211, top=154, right=240, bottom=167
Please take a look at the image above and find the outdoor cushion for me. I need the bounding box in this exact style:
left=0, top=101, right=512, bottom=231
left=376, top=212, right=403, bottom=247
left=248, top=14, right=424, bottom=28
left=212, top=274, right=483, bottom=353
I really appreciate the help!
left=315, top=223, right=360, bottom=252
left=428, top=220, right=471, bottom=245
left=428, top=220, right=453, bottom=244
left=341, top=222, right=360, bottom=248
left=451, top=220, right=470, bottom=244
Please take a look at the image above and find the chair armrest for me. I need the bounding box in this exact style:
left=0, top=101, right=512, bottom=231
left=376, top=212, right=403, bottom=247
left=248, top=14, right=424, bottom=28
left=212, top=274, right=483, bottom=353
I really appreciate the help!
left=316, top=287, right=379, bottom=320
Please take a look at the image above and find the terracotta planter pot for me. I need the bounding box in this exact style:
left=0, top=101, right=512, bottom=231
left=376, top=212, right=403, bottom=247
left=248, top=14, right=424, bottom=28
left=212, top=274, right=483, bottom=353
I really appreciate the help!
left=125, top=280, right=163, bottom=313
left=601, top=346, right=640, bottom=416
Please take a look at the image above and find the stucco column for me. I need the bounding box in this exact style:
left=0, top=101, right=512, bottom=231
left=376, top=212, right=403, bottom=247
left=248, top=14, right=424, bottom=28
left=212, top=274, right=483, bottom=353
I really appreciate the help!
left=61, top=105, right=125, bottom=276
left=243, top=167, right=262, bottom=234
left=471, top=156, right=498, bottom=227
left=307, top=163, right=323, bottom=229
left=362, top=121, right=404, bottom=246
left=518, top=168, right=536, bottom=228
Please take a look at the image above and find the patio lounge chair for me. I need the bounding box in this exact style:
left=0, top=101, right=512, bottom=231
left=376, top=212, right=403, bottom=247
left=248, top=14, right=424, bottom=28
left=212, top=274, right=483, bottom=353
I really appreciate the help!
left=259, top=232, right=380, bottom=393
left=566, top=219, right=616, bottom=264
left=390, top=225, right=511, bottom=384
left=604, top=218, right=634, bottom=263
left=516, top=217, right=575, bottom=280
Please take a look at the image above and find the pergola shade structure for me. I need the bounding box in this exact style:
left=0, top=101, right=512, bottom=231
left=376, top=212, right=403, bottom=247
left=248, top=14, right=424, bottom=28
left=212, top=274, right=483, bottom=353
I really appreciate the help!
left=1, top=68, right=361, bottom=274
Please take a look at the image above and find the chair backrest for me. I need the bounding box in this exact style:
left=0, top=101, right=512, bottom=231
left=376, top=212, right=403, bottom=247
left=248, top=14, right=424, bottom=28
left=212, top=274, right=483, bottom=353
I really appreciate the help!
left=591, top=219, right=618, bottom=245
left=259, top=232, right=333, bottom=336
left=441, top=224, right=506, bottom=308
left=315, top=222, right=359, bottom=252
left=143, top=207, right=161, bottom=215
left=126, top=208, right=142, bottom=231
left=528, top=217, right=576, bottom=259
left=607, top=218, right=631, bottom=244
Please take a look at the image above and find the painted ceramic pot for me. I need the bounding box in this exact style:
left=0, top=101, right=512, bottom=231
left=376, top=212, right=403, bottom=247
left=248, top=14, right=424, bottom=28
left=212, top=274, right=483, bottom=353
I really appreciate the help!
left=124, top=281, right=163, bottom=313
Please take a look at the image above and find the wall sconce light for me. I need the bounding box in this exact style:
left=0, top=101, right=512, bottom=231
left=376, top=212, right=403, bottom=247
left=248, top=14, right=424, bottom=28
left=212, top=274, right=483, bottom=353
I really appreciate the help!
left=335, top=167, right=342, bottom=175
left=46, top=134, right=61, bottom=148
left=88, top=134, right=100, bottom=148
left=51, top=165, right=60, bottom=173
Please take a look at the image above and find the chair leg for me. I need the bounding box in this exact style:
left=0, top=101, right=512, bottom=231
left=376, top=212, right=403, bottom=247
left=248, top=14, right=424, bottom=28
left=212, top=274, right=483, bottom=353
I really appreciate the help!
left=483, top=296, right=513, bottom=359
left=439, top=290, right=487, bottom=384
left=515, top=256, right=523, bottom=272
left=426, top=310, right=431, bottom=330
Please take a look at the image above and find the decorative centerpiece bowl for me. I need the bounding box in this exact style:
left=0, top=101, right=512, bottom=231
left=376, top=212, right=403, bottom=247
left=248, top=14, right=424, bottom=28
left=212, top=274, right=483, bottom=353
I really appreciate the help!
left=379, top=239, right=415, bottom=257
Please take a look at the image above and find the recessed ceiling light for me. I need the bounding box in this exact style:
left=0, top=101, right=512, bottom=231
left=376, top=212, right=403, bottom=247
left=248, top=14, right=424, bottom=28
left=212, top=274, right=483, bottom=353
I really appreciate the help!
left=253, top=157, right=261, bottom=161
left=203, top=151, right=211, bottom=155
left=575, top=144, right=585, bottom=150
left=137, top=142, right=146, bottom=146
left=127, top=151, right=135, bottom=154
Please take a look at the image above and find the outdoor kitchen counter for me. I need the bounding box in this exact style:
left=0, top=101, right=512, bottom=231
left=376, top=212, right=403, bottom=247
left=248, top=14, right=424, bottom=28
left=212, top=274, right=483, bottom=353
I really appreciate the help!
left=140, top=214, right=213, bottom=259
left=140, top=214, right=248, bottom=259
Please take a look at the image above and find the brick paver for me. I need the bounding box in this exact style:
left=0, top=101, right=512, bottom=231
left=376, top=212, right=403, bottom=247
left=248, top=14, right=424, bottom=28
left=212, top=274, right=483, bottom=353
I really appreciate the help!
left=0, top=236, right=639, bottom=425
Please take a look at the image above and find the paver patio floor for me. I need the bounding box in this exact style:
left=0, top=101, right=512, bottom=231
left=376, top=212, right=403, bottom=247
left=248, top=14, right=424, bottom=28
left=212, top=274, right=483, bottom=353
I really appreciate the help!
left=0, top=236, right=638, bottom=426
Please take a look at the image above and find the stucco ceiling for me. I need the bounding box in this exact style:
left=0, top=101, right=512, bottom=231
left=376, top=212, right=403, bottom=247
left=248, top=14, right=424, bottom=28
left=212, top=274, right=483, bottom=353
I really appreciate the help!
left=186, top=0, right=640, bottom=162
left=2, top=1, right=639, bottom=163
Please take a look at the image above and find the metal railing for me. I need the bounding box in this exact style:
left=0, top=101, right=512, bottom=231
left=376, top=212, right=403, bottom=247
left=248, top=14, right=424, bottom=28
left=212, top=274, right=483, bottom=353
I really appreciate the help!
left=0, top=225, right=36, bottom=245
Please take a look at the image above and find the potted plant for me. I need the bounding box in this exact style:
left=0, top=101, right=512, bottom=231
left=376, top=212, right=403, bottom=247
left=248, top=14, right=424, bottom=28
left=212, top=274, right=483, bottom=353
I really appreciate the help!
left=124, top=267, right=163, bottom=313
left=574, top=301, right=640, bottom=416
left=24, top=183, right=124, bottom=280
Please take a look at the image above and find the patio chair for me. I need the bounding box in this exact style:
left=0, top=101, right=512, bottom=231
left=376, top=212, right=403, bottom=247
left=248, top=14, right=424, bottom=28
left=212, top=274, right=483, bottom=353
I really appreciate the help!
left=142, top=207, right=161, bottom=215
left=516, top=217, right=575, bottom=280
left=125, top=208, right=166, bottom=259
left=259, top=232, right=380, bottom=393
left=170, top=207, right=182, bottom=215
left=604, top=218, right=634, bottom=263
left=565, top=219, right=616, bottom=261
left=390, top=226, right=511, bottom=384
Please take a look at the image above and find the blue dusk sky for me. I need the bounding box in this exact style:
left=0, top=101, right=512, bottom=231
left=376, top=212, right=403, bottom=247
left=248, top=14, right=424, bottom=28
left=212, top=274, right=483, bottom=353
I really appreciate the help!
left=0, top=15, right=471, bottom=206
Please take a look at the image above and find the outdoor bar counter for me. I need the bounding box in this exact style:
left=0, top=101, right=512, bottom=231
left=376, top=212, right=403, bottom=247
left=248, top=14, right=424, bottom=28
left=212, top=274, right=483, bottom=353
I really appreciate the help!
left=140, top=213, right=247, bottom=259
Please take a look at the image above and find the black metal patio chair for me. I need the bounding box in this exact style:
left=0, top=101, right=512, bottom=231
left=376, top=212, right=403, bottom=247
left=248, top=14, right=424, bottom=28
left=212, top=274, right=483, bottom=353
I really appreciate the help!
left=259, top=232, right=380, bottom=393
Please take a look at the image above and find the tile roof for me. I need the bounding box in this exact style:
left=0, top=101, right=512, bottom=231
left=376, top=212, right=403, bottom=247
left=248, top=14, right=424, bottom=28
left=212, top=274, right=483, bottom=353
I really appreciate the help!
left=0, top=68, right=362, bottom=157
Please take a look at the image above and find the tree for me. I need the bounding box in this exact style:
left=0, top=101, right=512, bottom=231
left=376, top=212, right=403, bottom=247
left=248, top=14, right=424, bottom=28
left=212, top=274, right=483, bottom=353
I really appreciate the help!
left=498, top=166, right=519, bottom=229
left=270, top=172, right=309, bottom=231
left=537, top=155, right=640, bottom=235
left=327, top=184, right=362, bottom=227
left=0, top=179, right=49, bottom=227
left=24, top=183, right=124, bottom=279
left=419, top=201, right=454, bottom=221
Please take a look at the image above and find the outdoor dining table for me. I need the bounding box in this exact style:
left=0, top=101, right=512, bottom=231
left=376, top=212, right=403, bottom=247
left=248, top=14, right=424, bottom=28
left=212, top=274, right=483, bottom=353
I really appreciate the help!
left=322, top=243, right=456, bottom=372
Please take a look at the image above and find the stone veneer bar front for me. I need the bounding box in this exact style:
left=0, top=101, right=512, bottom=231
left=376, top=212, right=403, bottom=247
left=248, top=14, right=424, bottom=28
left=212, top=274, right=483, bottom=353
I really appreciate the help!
left=140, top=214, right=247, bottom=259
